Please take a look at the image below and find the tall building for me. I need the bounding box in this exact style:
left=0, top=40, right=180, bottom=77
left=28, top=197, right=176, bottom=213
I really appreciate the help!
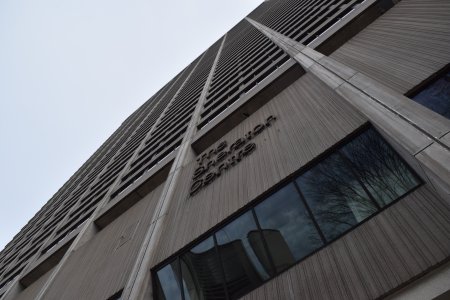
left=1, top=0, right=449, bottom=299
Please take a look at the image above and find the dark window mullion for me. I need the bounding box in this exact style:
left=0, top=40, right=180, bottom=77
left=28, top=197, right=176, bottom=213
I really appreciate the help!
left=212, top=234, right=230, bottom=300
left=250, top=208, right=278, bottom=277
left=177, top=257, right=185, bottom=300
left=292, top=181, right=327, bottom=244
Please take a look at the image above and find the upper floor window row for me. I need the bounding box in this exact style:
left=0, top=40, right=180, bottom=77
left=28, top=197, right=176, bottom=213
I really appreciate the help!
left=153, top=126, right=422, bottom=300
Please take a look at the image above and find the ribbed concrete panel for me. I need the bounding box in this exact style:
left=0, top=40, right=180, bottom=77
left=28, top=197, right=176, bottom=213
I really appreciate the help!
left=151, top=73, right=368, bottom=265
left=13, top=268, right=54, bottom=300
left=241, top=184, right=450, bottom=300
left=330, top=0, right=450, bottom=94
left=41, top=183, right=164, bottom=300
left=1, top=1, right=448, bottom=299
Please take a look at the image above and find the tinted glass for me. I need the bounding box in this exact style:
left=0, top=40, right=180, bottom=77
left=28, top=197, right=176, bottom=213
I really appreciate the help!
left=340, top=129, right=420, bottom=207
left=154, top=127, right=422, bottom=300
left=412, top=70, right=450, bottom=119
left=297, top=152, right=378, bottom=241
left=215, top=211, right=270, bottom=299
left=156, top=261, right=183, bottom=300
left=180, top=236, right=226, bottom=300
left=254, top=183, right=323, bottom=272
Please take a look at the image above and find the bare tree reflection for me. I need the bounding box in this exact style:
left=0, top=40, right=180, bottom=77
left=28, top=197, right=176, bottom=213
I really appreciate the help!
left=340, top=129, right=419, bottom=206
left=297, top=129, right=419, bottom=241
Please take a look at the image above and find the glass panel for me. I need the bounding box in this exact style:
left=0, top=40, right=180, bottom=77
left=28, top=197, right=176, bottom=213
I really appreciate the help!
left=215, top=211, right=270, bottom=299
left=253, top=183, right=323, bottom=272
left=412, top=70, right=450, bottom=119
left=296, top=152, right=378, bottom=241
left=155, top=261, right=183, bottom=300
left=180, top=236, right=226, bottom=300
left=340, top=128, right=421, bottom=207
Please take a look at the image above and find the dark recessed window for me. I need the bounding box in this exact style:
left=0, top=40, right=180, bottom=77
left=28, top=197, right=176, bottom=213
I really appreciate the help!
left=410, top=67, right=450, bottom=119
left=153, top=126, right=421, bottom=300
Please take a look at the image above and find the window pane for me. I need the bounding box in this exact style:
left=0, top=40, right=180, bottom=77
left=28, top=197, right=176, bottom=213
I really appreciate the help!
left=340, top=128, right=421, bottom=207
left=296, top=152, right=378, bottom=241
left=412, top=70, right=450, bottom=119
left=180, top=236, right=226, bottom=300
left=254, top=183, right=323, bottom=272
left=155, top=261, right=183, bottom=300
left=215, top=211, right=270, bottom=299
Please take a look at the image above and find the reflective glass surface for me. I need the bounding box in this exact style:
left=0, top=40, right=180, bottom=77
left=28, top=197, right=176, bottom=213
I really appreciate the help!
left=254, top=183, right=323, bottom=271
left=215, top=211, right=270, bottom=299
left=412, top=70, right=450, bottom=119
left=154, top=127, right=421, bottom=300
left=156, top=261, right=183, bottom=300
left=296, top=152, right=378, bottom=241
left=340, top=129, right=420, bottom=207
left=180, top=237, right=226, bottom=300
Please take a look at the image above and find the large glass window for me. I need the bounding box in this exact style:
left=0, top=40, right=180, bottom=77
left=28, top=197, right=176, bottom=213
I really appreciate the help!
left=339, top=129, right=419, bottom=207
left=296, top=152, right=378, bottom=241
left=254, top=184, right=323, bottom=270
left=153, top=127, right=421, bottom=300
left=180, top=237, right=226, bottom=300
left=215, top=211, right=270, bottom=299
left=155, top=261, right=183, bottom=300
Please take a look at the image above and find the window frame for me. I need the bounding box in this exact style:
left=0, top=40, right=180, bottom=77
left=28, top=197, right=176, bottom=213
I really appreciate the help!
left=152, top=123, right=423, bottom=300
left=405, top=63, right=450, bottom=99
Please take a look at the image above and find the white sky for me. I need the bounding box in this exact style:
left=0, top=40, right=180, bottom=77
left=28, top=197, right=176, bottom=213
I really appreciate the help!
left=0, top=0, right=263, bottom=250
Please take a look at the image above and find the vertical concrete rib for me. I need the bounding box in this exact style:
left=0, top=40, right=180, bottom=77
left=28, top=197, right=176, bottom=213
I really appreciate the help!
left=123, top=35, right=227, bottom=300
left=33, top=56, right=205, bottom=300
left=247, top=17, right=450, bottom=198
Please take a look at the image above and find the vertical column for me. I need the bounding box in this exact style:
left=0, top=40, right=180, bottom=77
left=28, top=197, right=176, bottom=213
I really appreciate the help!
left=122, top=35, right=227, bottom=300
left=32, top=55, right=205, bottom=300
left=247, top=18, right=450, bottom=199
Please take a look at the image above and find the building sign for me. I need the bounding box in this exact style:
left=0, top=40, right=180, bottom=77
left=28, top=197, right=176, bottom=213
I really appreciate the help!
left=190, top=115, right=277, bottom=196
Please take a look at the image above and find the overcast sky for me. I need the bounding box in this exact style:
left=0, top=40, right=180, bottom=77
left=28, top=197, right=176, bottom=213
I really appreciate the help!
left=0, top=0, right=263, bottom=250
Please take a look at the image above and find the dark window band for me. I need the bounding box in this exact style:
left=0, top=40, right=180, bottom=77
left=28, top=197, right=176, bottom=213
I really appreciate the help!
left=153, top=126, right=422, bottom=300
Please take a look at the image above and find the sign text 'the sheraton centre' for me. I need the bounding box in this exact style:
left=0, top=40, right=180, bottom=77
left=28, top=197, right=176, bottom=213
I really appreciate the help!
left=190, top=116, right=277, bottom=196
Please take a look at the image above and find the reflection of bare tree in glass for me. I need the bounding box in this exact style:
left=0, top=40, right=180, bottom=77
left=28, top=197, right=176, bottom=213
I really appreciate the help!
left=297, top=129, right=420, bottom=241
left=298, top=152, right=378, bottom=240
left=340, top=129, right=419, bottom=206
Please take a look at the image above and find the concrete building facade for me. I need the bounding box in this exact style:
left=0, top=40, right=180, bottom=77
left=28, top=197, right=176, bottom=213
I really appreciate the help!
left=0, top=0, right=449, bottom=299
